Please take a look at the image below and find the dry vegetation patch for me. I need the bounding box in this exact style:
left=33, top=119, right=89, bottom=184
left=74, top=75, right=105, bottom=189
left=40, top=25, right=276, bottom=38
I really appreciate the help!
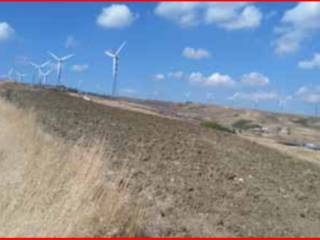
left=0, top=98, right=143, bottom=237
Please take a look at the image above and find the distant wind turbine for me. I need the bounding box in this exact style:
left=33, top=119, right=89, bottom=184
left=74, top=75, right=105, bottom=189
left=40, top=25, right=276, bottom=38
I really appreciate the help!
left=16, top=71, right=27, bottom=83
left=7, top=68, right=14, bottom=80
left=30, top=61, right=50, bottom=84
left=315, top=104, right=319, bottom=117
left=48, top=52, right=74, bottom=86
left=77, top=79, right=84, bottom=93
left=253, top=99, right=259, bottom=109
left=105, top=41, right=126, bottom=96
left=39, top=69, right=52, bottom=85
left=1, top=68, right=14, bottom=80
left=278, top=96, right=291, bottom=113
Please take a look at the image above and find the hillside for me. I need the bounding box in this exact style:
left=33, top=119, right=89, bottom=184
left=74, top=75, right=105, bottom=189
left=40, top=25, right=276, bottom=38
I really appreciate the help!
left=1, top=82, right=320, bottom=237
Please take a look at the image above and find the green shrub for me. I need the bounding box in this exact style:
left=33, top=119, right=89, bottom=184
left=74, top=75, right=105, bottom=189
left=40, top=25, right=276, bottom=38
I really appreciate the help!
left=232, top=119, right=261, bottom=130
left=201, top=121, right=235, bottom=133
left=292, top=118, right=309, bottom=127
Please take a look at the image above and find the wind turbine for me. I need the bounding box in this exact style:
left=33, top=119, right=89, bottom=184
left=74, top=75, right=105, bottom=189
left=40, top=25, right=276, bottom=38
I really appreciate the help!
left=1, top=68, right=14, bottom=80
left=30, top=61, right=50, bottom=84
left=8, top=68, right=14, bottom=80
left=278, top=96, right=291, bottom=113
left=105, top=41, right=126, bottom=96
left=315, top=103, right=319, bottom=117
left=48, top=52, right=74, bottom=86
left=77, top=79, right=84, bottom=93
left=16, top=71, right=27, bottom=83
left=253, top=99, right=259, bottom=109
left=39, top=69, right=52, bottom=85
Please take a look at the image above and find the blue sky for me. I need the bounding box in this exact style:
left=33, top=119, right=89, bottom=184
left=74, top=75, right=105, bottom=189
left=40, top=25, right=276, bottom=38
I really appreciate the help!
left=0, top=2, right=320, bottom=116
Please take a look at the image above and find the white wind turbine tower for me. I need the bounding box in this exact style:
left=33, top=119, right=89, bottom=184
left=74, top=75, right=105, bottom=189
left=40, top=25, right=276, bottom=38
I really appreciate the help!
left=30, top=61, right=50, bottom=84
left=16, top=71, right=27, bottom=83
left=39, top=69, right=52, bottom=85
left=48, top=52, right=74, bottom=86
left=105, top=41, right=126, bottom=96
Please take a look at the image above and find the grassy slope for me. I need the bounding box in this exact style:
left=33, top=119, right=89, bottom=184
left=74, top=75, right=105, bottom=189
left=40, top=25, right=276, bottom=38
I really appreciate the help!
left=0, top=98, right=142, bottom=237
left=1, top=83, right=320, bottom=237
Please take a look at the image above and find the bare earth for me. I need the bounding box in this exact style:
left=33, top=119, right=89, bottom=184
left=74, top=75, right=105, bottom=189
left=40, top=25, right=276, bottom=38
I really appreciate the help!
left=1, top=82, right=320, bottom=237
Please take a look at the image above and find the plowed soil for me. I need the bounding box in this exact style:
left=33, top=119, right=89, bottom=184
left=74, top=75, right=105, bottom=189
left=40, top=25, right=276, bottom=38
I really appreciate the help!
left=1, top=82, right=320, bottom=237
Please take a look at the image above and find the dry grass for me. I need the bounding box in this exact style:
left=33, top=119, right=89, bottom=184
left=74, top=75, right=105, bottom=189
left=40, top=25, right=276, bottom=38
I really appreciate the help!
left=0, top=98, right=143, bottom=237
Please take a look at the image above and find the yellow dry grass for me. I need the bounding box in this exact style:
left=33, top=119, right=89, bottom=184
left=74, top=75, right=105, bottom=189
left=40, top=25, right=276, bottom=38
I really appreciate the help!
left=0, top=98, right=143, bottom=237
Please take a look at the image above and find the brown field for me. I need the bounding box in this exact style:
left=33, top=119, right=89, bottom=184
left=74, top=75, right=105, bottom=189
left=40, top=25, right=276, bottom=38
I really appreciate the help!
left=1, top=82, right=320, bottom=237
left=0, top=95, right=142, bottom=237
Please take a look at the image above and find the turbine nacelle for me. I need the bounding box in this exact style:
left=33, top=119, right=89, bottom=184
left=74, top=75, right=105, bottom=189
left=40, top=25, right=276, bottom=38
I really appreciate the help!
left=16, top=72, right=27, bottom=76
left=39, top=68, right=52, bottom=77
left=48, top=52, right=74, bottom=62
left=16, top=71, right=27, bottom=82
left=39, top=69, right=53, bottom=85
left=30, top=60, right=51, bottom=85
left=104, top=41, right=126, bottom=59
left=30, top=61, right=50, bottom=69
left=48, top=51, right=74, bottom=85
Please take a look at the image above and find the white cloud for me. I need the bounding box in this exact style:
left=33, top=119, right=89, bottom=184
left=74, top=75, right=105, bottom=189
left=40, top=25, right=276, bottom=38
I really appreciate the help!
left=205, top=4, right=262, bottom=30
left=206, top=73, right=235, bottom=87
left=153, top=73, right=165, bottom=81
left=97, top=4, right=136, bottom=29
left=241, top=72, right=270, bottom=86
left=154, top=3, right=201, bottom=27
left=0, top=22, right=14, bottom=42
left=296, top=86, right=310, bottom=96
left=65, top=35, right=78, bottom=49
left=298, top=53, right=320, bottom=69
left=189, top=72, right=204, bottom=83
left=296, top=85, right=320, bottom=104
left=206, top=92, right=214, bottom=100
left=274, top=2, right=320, bottom=55
left=154, top=3, right=262, bottom=30
left=306, top=94, right=320, bottom=104
left=182, top=47, right=211, bottom=60
left=71, top=64, right=89, bottom=73
left=168, top=71, right=184, bottom=79
left=229, top=91, right=279, bottom=103
left=189, top=72, right=235, bottom=87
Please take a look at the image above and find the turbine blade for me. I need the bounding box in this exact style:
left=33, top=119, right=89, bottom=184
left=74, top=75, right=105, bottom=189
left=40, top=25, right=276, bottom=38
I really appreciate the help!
left=105, top=51, right=115, bottom=58
left=115, top=41, right=126, bottom=55
left=40, top=61, right=50, bottom=68
left=30, top=62, right=40, bottom=68
left=48, top=52, right=60, bottom=61
left=61, top=54, right=74, bottom=61
left=45, top=69, right=52, bottom=75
